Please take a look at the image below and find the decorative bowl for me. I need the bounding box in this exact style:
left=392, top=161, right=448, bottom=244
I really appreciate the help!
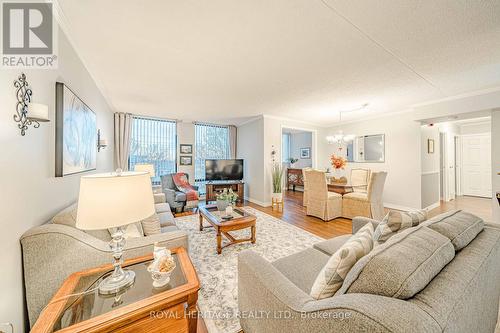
left=147, top=262, right=176, bottom=288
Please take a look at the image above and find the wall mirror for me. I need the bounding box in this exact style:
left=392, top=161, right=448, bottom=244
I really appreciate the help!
left=346, top=134, right=385, bottom=163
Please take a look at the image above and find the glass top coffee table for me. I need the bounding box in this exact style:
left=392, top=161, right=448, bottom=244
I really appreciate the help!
left=199, top=205, right=257, bottom=254
left=32, top=247, right=199, bottom=333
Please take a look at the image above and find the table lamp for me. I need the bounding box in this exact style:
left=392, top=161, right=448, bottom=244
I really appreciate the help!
left=76, top=170, right=155, bottom=295
left=134, top=164, right=155, bottom=178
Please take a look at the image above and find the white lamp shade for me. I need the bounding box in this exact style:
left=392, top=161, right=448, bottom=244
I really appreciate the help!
left=134, top=164, right=155, bottom=177
left=28, top=103, right=49, bottom=122
left=76, top=171, right=155, bottom=230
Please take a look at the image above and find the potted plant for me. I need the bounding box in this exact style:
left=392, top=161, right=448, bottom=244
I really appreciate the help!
left=216, top=188, right=238, bottom=211
left=288, top=157, right=299, bottom=168
left=271, top=162, right=284, bottom=201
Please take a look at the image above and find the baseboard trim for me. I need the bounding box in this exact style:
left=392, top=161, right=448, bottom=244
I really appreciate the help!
left=384, top=203, right=418, bottom=212
left=244, top=196, right=271, bottom=207
left=424, top=201, right=441, bottom=211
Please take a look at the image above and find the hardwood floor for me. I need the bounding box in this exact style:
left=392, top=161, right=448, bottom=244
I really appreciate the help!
left=246, top=190, right=352, bottom=239
left=428, top=195, right=493, bottom=222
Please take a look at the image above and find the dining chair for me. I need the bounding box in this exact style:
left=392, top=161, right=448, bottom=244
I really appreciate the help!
left=350, top=168, right=371, bottom=193
left=302, top=167, right=312, bottom=206
left=342, top=171, right=387, bottom=220
left=305, top=170, right=342, bottom=221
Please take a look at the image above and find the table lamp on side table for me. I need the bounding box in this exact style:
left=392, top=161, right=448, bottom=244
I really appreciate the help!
left=76, top=170, right=155, bottom=295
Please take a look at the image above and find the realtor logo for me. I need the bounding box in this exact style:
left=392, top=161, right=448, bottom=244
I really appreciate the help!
left=1, top=1, right=58, bottom=68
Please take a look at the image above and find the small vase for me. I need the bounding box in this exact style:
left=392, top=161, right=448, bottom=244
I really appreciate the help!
left=216, top=199, right=229, bottom=211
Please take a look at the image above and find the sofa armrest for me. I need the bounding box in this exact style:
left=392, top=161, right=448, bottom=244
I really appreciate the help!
left=238, top=250, right=439, bottom=333
left=352, top=216, right=381, bottom=234
left=21, top=224, right=188, bottom=328
left=154, top=192, right=166, bottom=204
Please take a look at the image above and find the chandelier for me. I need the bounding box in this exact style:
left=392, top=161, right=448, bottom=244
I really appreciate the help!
left=326, top=103, right=368, bottom=144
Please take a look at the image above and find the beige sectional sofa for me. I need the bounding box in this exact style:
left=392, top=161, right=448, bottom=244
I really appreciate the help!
left=239, top=211, right=500, bottom=333
left=20, top=196, right=187, bottom=328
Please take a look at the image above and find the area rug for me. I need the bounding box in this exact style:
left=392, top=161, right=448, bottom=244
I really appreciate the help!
left=174, top=207, right=324, bottom=333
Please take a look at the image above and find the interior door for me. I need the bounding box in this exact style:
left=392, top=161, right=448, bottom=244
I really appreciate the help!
left=461, top=134, right=492, bottom=198
left=447, top=135, right=456, bottom=200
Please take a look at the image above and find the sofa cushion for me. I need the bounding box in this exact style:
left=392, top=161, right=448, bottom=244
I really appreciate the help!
left=422, top=210, right=484, bottom=251
left=158, top=211, right=176, bottom=227
left=272, top=248, right=330, bottom=293
left=313, top=234, right=351, bottom=256
left=155, top=202, right=171, bottom=214
left=161, top=225, right=180, bottom=233
left=342, top=192, right=368, bottom=201
left=174, top=192, right=187, bottom=202
left=310, top=223, right=374, bottom=300
left=337, top=226, right=455, bottom=299
left=374, top=210, right=427, bottom=243
left=141, top=214, right=161, bottom=236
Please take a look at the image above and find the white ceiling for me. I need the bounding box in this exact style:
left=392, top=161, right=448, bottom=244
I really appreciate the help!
left=55, top=0, right=500, bottom=126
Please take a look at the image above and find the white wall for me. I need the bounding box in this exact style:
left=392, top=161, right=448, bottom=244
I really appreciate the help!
left=322, top=112, right=422, bottom=210
left=492, top=110, right=500, bottom=223
left=421, top=125, right=440, bottom=209
left=237, top=118, right=265, bottom=205
left=0, top=32, right=114, bottom=331
left=460, top=121, right=491, bottom=135
left=289, top=132, right=312, bottom=168
left=177, top=121, right=195, bottom=180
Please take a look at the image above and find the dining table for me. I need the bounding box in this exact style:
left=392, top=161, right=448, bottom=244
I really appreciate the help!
left=327, top=182, right=366, bottom=195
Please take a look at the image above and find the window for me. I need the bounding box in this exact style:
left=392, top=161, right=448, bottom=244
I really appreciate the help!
left=282, top=133, right=291, bottom=162
left=129, top=116, right=177, bottom=184
left=194, top=123, right=230, bottom=193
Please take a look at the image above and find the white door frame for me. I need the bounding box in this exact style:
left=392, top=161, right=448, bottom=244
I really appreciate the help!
left=280, top=125, right=318, bottom=169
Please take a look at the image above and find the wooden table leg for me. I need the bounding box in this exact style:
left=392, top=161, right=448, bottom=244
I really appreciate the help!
left=216, top=228, right=222, bottom=254
left=251, top=225, right=256, bottom=244
left=186, top=293, right=198, bottom=333
left=199, top=214, right=203, bottom=231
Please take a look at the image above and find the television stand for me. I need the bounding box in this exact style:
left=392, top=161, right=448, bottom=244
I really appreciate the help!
left=205, top=181, right=244, bottom=204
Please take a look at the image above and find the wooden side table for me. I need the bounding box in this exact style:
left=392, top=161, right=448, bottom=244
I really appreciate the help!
left=32, top=247, right=199, bottom=333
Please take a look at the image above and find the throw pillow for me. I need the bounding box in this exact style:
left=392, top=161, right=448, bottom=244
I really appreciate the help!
left=422, top=210, right=484, bottom=251
left=374, top=210, right=427, bottom=243
left=141, top=214, right=162, bottom=236
left=108, top=222, right=144, bottom=239
left=337, top=226, right=455, bottom=299
left=310, top=223, right=374, bottom=300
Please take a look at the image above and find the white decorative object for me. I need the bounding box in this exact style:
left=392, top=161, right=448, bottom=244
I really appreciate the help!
left=148, top=251, right=176, bottom=288
left=225, top=205, right=233, bottom=216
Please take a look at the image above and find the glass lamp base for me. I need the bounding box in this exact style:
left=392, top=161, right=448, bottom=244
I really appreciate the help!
left=98, top=270, right=136, bottom=295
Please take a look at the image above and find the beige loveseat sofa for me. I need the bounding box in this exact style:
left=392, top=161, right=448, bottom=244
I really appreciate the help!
left=239, top=211, right=500, bottom=333
left=20, top=196, right=188, bottom=328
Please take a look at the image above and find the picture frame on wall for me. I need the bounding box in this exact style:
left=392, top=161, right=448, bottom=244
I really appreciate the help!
left=428, top=139, right=435, bottom=154
left=300, top=147, right=311, bottom=159
left=179, top=144, right=193, bottom=154
left=179, top=155, right=193, bottom=166
left=55, top=82, right=97, bottom=177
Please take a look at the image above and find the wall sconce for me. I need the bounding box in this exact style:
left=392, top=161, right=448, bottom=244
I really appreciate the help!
left=13, top=73, right=49, bottom=136
left=97, top=129, right=108, bottom=152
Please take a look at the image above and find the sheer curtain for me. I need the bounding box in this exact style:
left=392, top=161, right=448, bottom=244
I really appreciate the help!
left=128, top=116, right=177, bottom=183
left=114, top=112, right=133, bottom=170
left=194, top=123, right=231, bottom=193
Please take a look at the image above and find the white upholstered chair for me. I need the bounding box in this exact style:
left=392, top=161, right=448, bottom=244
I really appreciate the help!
left=350, top=168, right=370, bottom=193
left=342, top=171, right=387, bottom=220
left=302, top=167, right=312, bottom=206
left=305, top=170, right=342, bottom=221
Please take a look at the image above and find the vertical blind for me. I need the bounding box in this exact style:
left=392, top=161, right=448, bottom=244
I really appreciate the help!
left=129, top=116, right=177, bottom=183
left=194, top=123, right=230, bottom=193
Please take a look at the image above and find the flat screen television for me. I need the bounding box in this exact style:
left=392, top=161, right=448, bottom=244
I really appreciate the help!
left=205, top=159, right=244, bottom=181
